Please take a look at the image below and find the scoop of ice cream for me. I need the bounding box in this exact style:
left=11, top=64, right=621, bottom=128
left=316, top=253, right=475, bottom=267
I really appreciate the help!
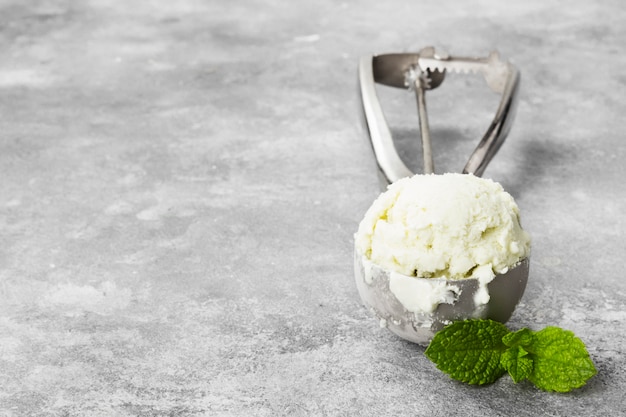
left=355, top=173, right=530, bottom=280
left=354, top=173, right=531, bottom=344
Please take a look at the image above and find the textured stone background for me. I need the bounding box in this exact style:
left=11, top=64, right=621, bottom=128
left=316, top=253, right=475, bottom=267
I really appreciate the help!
left=1, top=0, right=625, bottom=416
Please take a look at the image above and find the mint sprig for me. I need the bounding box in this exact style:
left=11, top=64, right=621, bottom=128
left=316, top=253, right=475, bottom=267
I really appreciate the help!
left=425, top=320, right=597, bottom=392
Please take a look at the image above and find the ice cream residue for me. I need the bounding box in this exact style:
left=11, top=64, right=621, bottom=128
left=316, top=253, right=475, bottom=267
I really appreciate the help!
left=388, top=271, right=460, bottom=314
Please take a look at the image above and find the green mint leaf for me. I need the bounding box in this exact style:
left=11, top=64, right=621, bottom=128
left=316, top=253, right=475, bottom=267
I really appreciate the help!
left=425, top=319, right=509, bottom=385
left=500, top=345, right=534, bottom=383
left=503, top=328, right=536, bottom=348
left=526, top=327, right=597, bottom=392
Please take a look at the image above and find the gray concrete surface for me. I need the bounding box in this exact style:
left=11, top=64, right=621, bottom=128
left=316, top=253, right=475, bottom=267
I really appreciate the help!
left=1, top=1, right=625, bottom=416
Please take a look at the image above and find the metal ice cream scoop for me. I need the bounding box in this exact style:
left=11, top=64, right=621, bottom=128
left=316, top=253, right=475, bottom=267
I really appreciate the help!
left=355, top=47, right=528, bottom=345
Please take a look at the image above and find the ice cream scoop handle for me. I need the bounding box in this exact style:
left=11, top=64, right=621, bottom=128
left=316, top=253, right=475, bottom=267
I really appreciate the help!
left=414, top=77, right=434, bottom=174
left=463, top=68, right=520, bottom=176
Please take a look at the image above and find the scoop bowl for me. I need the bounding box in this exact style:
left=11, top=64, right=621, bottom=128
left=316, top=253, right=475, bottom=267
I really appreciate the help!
left=354, top=246, right=529, bottom=346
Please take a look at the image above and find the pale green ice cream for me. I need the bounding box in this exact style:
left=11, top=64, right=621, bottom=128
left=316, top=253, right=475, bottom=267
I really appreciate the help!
left=355, top=173, right=531, bottom=280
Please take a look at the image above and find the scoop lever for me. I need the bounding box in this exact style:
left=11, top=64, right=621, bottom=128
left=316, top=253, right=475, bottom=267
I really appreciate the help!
left=358, top=47, right=520, bottom=188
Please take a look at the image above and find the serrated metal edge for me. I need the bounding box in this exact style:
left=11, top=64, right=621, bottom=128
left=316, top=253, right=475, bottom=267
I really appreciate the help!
left=418, top=57, right=486, bottom=75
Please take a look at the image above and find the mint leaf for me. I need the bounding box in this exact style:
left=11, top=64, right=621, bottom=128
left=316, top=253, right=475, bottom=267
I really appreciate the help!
left=425, top=320, right=509, bottom=385
left=500, top=345, right=533, bottom=383
left=525, top=327, right=597, bottom=392
left=501, top=328, right=536, bottom=383
left=503, top=328, right=535, bottom=348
